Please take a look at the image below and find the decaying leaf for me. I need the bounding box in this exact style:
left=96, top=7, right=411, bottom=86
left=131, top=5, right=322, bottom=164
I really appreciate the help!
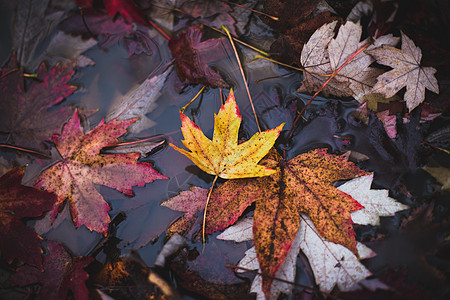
left=366, top=32, right=439, bottom=111
left=218, top=217, right=303, bottom=300
left=0, top=55, right=76, bottom=151
left=298, top=214, right=375, bottom=293
left=106, top=67, right=171, bottom=133
left=338, top=174, right=409, bottom=225
left=35, top=111, right=167, bottom=234
left=7, top=241, right=93, bottom=300
left=168, top=26, right=229, bottom=88
left=170, top=89, right=284, bottom=179
left=298, top=21, right=399, bottom=101
left=0, top=167, right=56, bottom=268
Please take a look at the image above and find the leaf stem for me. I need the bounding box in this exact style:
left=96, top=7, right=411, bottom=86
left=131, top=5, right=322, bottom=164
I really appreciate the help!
left=283, top=42, right=371, bottom=158
left=180, top=86, right=206, bottom=113
left=0, top=144, right=51, bottom=159
left=202, top=175, right=218, bottom=245
left=222, top=25, right=261, bottom=133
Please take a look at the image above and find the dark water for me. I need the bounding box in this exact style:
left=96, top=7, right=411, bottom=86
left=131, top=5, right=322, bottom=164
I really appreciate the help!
left=1, top=1, right=449, bottom=299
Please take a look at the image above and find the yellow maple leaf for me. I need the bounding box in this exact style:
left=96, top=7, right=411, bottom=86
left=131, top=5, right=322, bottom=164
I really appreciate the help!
left=170, top=89, right=284, bottom=179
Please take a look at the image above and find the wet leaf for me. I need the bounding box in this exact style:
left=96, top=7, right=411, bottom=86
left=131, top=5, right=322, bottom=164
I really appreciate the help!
left=11, top=0, right=66, bottom=70
left=299, top=21, right=399, bottom=101
left=168, top=26, right=229, bottom=88
left=170, top=89, right=284, bottom=179
left=298, top=214, right=375, bottom=293
left=0, top=55, right=76, bottom=151
left=366, top=32, right=439, bottom=112
left=164, top=148, right=367, bottom=297
left=179, top=0, right=237, bottom=35
left=0, top=167, right=56, bottom=268
left=35, top=111, right=167, bottom=234
left=161, top=187, right=208, bottom=236
left=106, top=68, right=171, bottom=133
left=338, top=174, right=409, bottom=225
left=7, top=241, right=93, bottom=300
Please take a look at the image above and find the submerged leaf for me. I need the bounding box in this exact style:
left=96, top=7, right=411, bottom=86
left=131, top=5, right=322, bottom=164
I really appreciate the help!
left=169, top=26, right=229, bottom=88
left=8, top=241, right=93, bottom=300
left=35, top=111, right=167, bottom=234
left=0, top=55, right=76, bottom=150
left=106, top=68, right=171, bottom=133
left=0, top=167, right=56, bottom=268
left=170, top=89, right=284, bottom=179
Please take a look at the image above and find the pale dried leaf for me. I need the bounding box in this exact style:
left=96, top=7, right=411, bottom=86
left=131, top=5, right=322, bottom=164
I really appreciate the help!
left=299, top=21, right=399, bottom=101
left=298, top=214, right=373, bottom=293
left=366, top=32, right=439, bottom=111
left=216, top=217, right=253, bottom=242
left=339, top=174, right=409, bottom=225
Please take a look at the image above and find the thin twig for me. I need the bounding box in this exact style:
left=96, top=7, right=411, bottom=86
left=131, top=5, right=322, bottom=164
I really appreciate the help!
left=181, top=86, right=206, bottom=112
left=150, top=3, right=269, bottom=56
left=222, top=25, right=261, bottom=132
left=221, top=0, right=279, bottom=21
left=253, top=55, right=331, bottom=77
left=283, top=43, right=372, bottom=158
left=0, top=144, right=52, bottom=159
left=202, top=175, right=218, bottom=246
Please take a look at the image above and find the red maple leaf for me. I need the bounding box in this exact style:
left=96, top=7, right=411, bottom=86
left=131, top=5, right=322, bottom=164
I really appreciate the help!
left=0, top=55, right=76, bottom=151
left=35, top=111, right=167, bottom=234
left=0, top=167, right=57, bottom=268
left=169, top=26, right=229, bottom=88
left=7, top=240, right=93, bottom=300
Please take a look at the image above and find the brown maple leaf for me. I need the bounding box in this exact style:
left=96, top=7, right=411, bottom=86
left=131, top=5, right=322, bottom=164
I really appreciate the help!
left=0, top=55, right=76, bottom=151
left=164, top=148, right=368, bottom=297
left=298, top=21, right=399, bottom=101
left=7, top=240, right=93, bottom=300
left=35, top=110, right=167, bottom=234
left=0, top=167, right=56, bottom=268
left=366, top=32, right=439, bottom=112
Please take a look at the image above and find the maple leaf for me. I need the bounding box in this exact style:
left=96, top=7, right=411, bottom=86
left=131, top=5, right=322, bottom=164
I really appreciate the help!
left=298, top=21, right=399, bottom=101
left=168, top=26, right=229, bottom=88
left=338, top=174, right=409, bottom=225
left=7, top=240, right=93, bottom=300
left=219, top=172, right=408, bottom=296
left=35, top=110, right=167, bottom=234
left=163, top=147, right=367, bottom=297
left=0, top=55, right=76, bottom=151
left=170, top=89, right=284, bottom=179
left=0, top=167, right=56, bottom=268
left=366, top=32, right=439, bottom=112
left=106, top=67, right=171, bottom=133
left=161, top=187, right=208, bottom=236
